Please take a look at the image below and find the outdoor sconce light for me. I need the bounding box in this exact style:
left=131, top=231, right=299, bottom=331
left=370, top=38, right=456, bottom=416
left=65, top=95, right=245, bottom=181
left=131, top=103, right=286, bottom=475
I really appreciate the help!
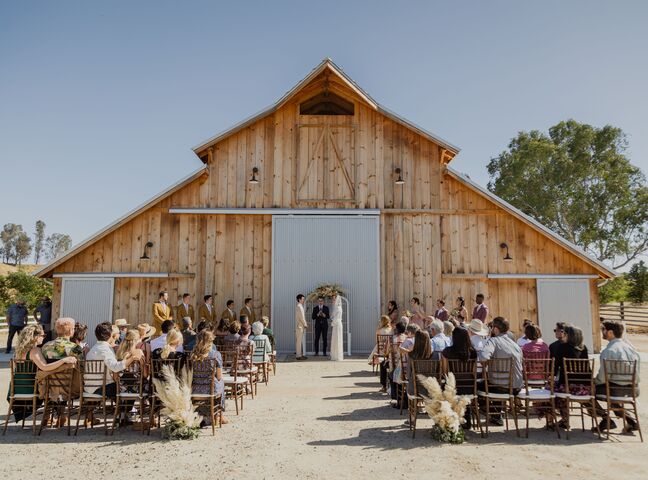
left=394, top=167, right=405, bottom=185
left=500, top=242, right=513, bottom=261
left=140, top=241, right=154, bottom=260
left=249, top=167, right=260, bottom=184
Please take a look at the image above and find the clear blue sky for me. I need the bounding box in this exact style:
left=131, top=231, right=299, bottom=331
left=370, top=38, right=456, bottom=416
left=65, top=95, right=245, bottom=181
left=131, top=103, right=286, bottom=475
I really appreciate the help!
left=1, top=0, right=647, bottom=255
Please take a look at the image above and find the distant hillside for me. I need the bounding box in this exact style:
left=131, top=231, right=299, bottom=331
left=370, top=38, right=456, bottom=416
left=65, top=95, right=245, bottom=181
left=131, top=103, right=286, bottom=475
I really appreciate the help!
left=0, top=263, right=39, bottom=275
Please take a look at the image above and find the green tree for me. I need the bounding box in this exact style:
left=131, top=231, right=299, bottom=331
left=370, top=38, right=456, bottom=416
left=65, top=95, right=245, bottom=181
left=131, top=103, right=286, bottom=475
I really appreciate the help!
left=598, top=275, right=630, bottom=304
left=45, top=233, right=73, bottom=261
left=0, top=223, right=32, bottom=265
left=487, top=120, right=648, bottom=269
left=14, top=231, right=32, bottom=265
left=34, top=220, right=46, bottom=264
left=0, top=269, right=53, bottom=315
left=626, top=260, right=648, bottom=303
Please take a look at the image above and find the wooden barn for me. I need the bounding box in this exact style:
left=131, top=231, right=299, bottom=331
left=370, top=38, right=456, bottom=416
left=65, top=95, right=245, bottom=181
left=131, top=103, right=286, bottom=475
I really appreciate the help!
left=35, top=59, right=614, bottom=353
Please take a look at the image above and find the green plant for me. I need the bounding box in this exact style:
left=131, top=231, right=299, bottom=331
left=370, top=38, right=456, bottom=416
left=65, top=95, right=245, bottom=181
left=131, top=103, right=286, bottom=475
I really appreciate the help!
left=598, top=275, right=630, bottom=304
left=0, top=269, right=53, bottom=315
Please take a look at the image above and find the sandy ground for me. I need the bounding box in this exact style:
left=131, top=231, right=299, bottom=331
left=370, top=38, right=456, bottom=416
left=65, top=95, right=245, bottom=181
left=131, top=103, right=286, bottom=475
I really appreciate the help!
left=0, top=339, right=647, bottom=480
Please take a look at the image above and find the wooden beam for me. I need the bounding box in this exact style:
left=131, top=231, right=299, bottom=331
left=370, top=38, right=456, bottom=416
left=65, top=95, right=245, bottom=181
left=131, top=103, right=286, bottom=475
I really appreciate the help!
left=382, top=209, right=500, bottom=215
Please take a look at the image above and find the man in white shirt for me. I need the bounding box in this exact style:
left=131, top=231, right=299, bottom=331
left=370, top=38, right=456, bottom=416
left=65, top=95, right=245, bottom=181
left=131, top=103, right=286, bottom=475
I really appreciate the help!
left=149, top=320, right=185, bottom=353
left=85, top=322, right=143, bottom=397
left=295, top=294, right=308, bottom=360
left=467, top=319, right=488, bottom=353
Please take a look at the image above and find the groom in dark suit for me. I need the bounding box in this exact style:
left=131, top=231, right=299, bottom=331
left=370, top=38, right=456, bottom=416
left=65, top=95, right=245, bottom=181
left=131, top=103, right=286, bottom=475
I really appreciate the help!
left=312, top=297, right=330, bottom=356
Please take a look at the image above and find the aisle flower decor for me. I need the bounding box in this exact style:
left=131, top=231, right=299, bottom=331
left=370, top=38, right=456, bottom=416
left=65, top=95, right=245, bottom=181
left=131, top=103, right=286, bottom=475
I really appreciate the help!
left=307, top=284, right=346, bottom=302
left=417, top=372, right=470, bottom=444
left=152, top=364, right=202, bottom=440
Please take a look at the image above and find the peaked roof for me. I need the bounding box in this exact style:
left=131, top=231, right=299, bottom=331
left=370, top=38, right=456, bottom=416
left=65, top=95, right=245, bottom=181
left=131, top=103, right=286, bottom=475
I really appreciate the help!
left=34, top=167, right=208, bottom=278
left=192, top=58, right=461, bottom=158
left=446, top=167, right=616, bottom=278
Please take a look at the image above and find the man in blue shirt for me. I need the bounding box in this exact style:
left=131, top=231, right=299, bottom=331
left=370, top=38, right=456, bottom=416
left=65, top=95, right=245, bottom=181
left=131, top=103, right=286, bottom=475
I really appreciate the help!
left=5, top=299, right=28, bottom=354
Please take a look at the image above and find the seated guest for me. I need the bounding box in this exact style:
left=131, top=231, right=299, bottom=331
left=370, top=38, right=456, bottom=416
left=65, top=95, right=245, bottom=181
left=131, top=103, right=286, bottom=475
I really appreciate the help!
left=109, top=325, right=120, bottom=347
left=86, top=323, right=143, bottom=398
left=116, top=330, right=142, bottom=361
left=399, top=323, right=420, bottom=354
left=152, top=329, right=184, bottom=360
left=368, top=315, right=393, bottom=365
left=521, top=324, right=549, bottom=357
left=261, top=316, right=275, bottom=351
left=406, top=330, right=433, bottom=397
left=224, top=321, right=241, bottom=343
left=382, top=320, right=407, bottom=394
left=191, top=330, right=228, bottom=426
left=442, top=326, right=477, bottom=428
left=467, top=319, right=489, bottom=354
left=394, top=323, right=420, bottom=407
left=552, top=325, right=589, bottom=427
left=41, top=317, right=85, bottom=362
left=9, top=325, right=77, bottom=423
left=239, top=315, right=250, bottom=334
left=250, top=321, right=272, bottom=363
left=181, top=317, right=197, bottom=351
left=71, top=322, right=90, bottom=356
left=150, top=320, right=183, bottom=353
left=549, top=322, right=567, bottom=359
left=136, top=323, right=156, bottom=344
left=237, top=323, right=255, bottom=369
left=196, top=320, right=212, bottom=333
left=517, top=319, right=533, bottom=347
left=594, top=320, right=641, bottom=433
left=215, top=318, right=230, bottom=336
left=429, top=319, right=450, bottom=360
left=114, top=319, right=129, bottom=345
left=443, top=320, right=454, bottom=344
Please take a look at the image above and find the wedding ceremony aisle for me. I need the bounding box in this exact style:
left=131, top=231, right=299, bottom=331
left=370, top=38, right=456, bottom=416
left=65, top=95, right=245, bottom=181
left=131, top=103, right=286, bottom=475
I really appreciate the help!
left=1, top=356, right=646, bottom=479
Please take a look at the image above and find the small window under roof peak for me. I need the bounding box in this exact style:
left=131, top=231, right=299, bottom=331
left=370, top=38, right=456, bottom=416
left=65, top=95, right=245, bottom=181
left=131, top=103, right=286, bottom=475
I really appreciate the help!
left=299, top=91, right=354, bottom=115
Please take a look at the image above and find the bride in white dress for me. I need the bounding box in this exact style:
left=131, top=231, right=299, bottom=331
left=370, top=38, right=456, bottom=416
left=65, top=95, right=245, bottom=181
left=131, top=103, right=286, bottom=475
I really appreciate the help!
left=329, top=293, right=344, bottom=361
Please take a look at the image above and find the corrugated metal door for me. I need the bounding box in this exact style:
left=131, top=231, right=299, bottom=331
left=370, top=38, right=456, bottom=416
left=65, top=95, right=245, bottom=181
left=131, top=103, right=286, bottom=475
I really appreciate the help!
left=537, top=279, right=593, bottom=351
left=61, top=277, right=114, bottom=346
left=272, top=215, right=380, bottom=354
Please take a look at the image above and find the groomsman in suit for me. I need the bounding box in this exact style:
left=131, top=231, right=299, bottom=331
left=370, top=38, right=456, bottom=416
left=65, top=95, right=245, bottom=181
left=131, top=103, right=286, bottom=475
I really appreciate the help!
left=221, top=300, right=236, bottom=327
left=295, top=294, right=308, bottom=360
left=152, top=291, right=173, bottom=335
left=472, top=293, right=489, bottom=322
left=175, top=293, right=195, bottom=328
left=311, top=296, right=330, bottom=356
left=198, top=294, right=216, bottom=327
left=240, top=297, right=256, bottom=324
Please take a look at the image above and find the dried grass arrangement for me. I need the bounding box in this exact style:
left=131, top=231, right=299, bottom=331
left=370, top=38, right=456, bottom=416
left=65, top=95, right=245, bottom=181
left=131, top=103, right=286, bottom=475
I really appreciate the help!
left=417, top=372, right=471, bottom=444
left=306, top=284, right=346, bottom=302
left=152, top=364, right=202, bottom=440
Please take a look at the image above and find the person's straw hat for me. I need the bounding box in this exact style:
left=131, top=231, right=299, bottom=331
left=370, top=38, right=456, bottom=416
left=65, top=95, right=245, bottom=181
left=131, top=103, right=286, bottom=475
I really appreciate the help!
left=137, top=323, right=156, bottom=339
left=468, top=319, right=489, bottom=336
left=114, top=318, right=130, bottom=327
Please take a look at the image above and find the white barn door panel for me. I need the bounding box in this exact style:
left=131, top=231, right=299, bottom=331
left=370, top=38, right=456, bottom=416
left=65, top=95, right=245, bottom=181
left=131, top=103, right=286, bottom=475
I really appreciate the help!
left=61, top=277, right=114, bottom=346
left=537, top=279, right=593, bottom=351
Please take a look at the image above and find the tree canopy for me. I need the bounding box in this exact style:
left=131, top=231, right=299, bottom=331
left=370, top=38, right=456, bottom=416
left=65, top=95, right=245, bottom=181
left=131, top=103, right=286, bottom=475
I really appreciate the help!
left=487, top=120, right=648, bottom=269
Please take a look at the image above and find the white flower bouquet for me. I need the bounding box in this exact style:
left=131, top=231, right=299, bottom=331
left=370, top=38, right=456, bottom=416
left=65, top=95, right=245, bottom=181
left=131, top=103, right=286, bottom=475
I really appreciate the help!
left=307, top=284, right=346, bottom=302
left=417, top=372, right=471, bottom=443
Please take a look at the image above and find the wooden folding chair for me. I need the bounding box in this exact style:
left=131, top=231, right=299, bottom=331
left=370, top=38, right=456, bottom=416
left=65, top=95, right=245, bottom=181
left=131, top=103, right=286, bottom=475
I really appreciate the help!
left=112, top=359, right=146, bottom=435
left=147, top=357, right=184, bottom=435
left=597, top=359, right=642, bottom=442
left=236, top=342, right=259, bottom=398
left=372, top=334, right=392, bottom=374
left=221, top=350, right=246, bottom=415
left=397, top=352, right=409, bottom=415
left=75, top=360, right=110, bottom=435
left=407, top=359, right=442, bottom=437
left=446, top=359, right=482, bottom=436
left=518, top=357, right=558, bottom=438
left=38, top=366, right=77, bottom=436
left=252, top=338, right=270, bottom=386
left=3, top=359, right=39, bottom=435
left=558, top=358, right=600, bottom=439
left=477, top=357, right=519, bottom=437
left=189, top=358, right=224, bottom=436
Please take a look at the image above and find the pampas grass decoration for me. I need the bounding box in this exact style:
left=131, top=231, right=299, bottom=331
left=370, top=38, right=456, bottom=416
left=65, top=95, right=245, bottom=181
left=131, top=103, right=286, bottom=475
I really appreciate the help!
left=152, top=364, right=202, bottom=440
left=417, top=373, right=471, bottom=443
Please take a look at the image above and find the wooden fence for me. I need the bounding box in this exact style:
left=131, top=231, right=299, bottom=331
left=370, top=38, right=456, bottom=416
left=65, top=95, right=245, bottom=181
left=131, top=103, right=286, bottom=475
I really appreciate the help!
left=0, top=316, right=37, bottom=333
left=600, top=303, right=648, bottom=328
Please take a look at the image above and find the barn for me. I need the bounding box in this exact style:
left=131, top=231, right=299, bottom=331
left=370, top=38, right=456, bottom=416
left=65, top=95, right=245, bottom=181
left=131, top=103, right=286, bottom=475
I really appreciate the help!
left=34, top=58, right=614, bottom=353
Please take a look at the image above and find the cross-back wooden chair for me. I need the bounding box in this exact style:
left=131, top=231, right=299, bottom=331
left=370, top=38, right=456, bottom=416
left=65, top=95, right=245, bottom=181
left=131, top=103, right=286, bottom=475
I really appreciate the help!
left=75, top=360, right=110, bottom=436
left=518, top=357, right=558, bottom=438
left=214, top=335, right=225, bottom=351
left=147, top=357, right=184, bottom=435
left=236, top=342, right=259, bottom=398
left=372, top=334, right=392, bottom=374
left=558, top=358, right=600, bottom=439
left=446, top=359, right=482, bottom=436
left=221, top=349, right=246, bottom=415
left=3, top=359, right=39, bottom=435
left=397, top=351, right=409, bottom=415
left=112, top=359, right=147, bottom=435
left=38, top=366, right=77, bottom=436
left=252, top=338, right=270, bottom=386
left=597, top=359, right=642, bottom=442
left=477, top=357, right=519, bottom=437
left=189, top=358, right=224, bottom=436
left=407, top=359, right=442, bottom=437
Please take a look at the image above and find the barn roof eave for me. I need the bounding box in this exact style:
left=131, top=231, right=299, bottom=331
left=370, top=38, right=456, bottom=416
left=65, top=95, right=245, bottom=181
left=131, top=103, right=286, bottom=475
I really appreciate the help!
left=191, top=58, right=460, bottom=159
left=446, top=167, right=616, bottom=279
left=33, top=166, right=209, bottom=279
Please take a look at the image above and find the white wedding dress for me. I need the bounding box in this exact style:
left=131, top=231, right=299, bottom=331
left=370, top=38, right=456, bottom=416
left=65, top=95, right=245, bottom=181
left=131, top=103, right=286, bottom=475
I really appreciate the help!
left=330, top=296, right=344, bottom=361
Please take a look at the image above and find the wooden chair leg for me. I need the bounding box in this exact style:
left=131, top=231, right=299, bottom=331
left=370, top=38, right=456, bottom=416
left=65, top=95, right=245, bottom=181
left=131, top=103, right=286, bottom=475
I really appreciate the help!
left=511, top=399, right=519, bottom=437
left=3, top=398, right=13, bottom=435
left=210, top=398, right=215, bottom=436
left=74, top=401, right=84, bottom=436
left=111, top=398, right=120, bottom=435
left=147, top=396, right=155, bottom=436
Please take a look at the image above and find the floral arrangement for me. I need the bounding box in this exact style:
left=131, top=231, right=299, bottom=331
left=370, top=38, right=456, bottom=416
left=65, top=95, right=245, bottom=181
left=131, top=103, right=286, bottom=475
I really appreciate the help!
left=152, top=364, right=202, bottom=440
left=417, top=372, right=470, bottom=444
left=307, top=284, right=346, bottom=302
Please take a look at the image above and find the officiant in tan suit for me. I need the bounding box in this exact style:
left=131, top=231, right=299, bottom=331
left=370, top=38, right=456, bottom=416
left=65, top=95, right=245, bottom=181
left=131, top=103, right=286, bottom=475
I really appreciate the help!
left=240, top=297, right=256, bottom=324
left=175, top=293, right=195, bottom=328
left=198, top=294, right=216, bottom=327
left=295, top=294, right=308, bottom=360
left=152, top=291, right=173, bottom=335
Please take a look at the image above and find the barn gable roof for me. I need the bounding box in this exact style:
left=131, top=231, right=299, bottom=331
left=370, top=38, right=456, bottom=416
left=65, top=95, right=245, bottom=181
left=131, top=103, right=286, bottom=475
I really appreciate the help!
left=447, top=167, right=616, bottom=278
left=34, top=166, right=208, bottom=278
left=192, top=58, right=461, bottom=160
